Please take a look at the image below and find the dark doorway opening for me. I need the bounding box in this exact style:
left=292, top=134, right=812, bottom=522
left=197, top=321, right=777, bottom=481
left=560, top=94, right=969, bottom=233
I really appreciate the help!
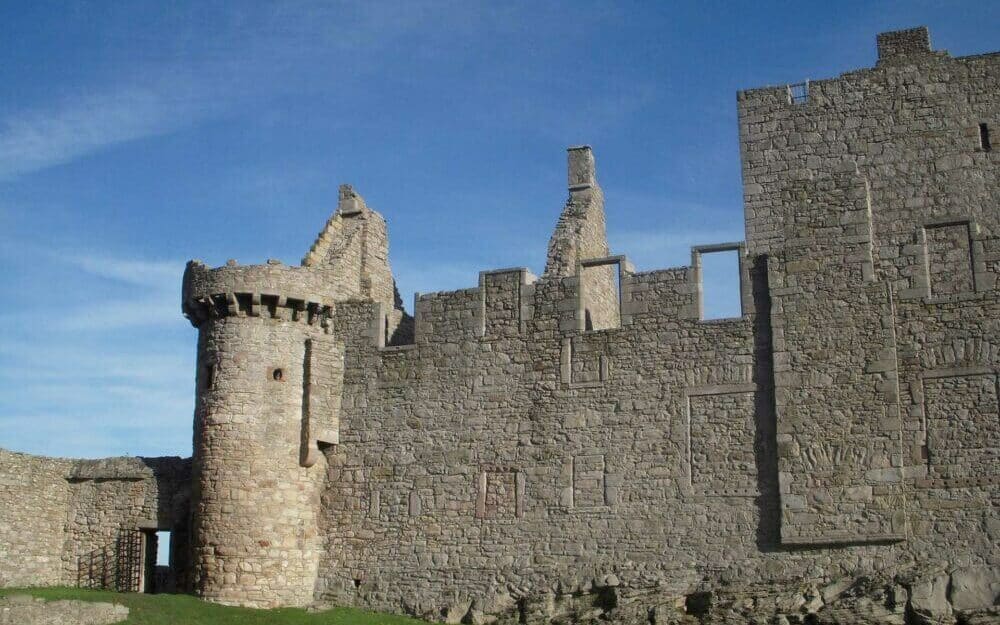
left=141, top=530, right=173, bottom=593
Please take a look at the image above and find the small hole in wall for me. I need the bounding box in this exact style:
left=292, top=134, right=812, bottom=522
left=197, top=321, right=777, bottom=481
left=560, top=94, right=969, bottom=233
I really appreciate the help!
left=353, top=578, right=362, bottom=589
left=272, top=368, right=284, bottom=382
left=204, top=364, right=216, bottom=390
left=980, top=123, right=992, bottom=152
left=685, top=591, right=712, bottom=617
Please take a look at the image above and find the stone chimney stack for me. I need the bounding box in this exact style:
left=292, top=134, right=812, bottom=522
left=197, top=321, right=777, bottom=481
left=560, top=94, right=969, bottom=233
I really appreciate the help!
left=567, top=145, right=596, bottom=192
left=877, top=26, right=931, bottom=63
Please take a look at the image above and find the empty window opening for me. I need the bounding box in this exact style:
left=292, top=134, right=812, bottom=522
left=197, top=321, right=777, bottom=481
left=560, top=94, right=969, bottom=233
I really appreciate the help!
left=156, top=531, right=170, bottom=566
left=272, top=368, right=284, bottom=382
left=383, top=309, right=416, bottom=347
left=353, top=577, right=362, bottom=589
left=700, top=250, right=742, bottom=320
left=788, top=81, right=809, bottom=105
left=980, top=123, right=992, bottom=152
left=203, top=364, right=216, bottom=390
left=580, top=260, right=621, bottom=331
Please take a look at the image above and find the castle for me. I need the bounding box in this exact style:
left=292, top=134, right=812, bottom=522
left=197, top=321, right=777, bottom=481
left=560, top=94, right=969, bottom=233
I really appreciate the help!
left=1, top=27, right=998, bottom=624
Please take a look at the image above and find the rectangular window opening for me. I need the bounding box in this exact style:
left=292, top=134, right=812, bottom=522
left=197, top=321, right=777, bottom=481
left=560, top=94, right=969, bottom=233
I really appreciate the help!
left=980, top=123, right=992, bottom=152
left=580, top=260, right=621, bottom=331
left=156, top=531, right=171, bottom=567
left=700, top=249, right=742, bottom=320
left=788, top=81, right=809, bottom=105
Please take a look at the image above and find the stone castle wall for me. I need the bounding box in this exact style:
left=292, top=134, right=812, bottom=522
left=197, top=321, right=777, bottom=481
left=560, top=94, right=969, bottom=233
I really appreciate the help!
left=187, top=313, right=332, bottom=607
left=1, top=25, right=997, bottom=624
left=308, top=28, right=998, bottom=621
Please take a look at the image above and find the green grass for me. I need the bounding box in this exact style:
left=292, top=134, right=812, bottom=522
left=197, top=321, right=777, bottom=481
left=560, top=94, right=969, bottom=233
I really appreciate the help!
left=1, top=587, right=431, bottom=625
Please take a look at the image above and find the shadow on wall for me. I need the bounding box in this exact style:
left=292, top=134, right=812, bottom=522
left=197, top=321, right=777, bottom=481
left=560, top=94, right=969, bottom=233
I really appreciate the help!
left=76, top=529, right=144, bottom=592
left=751, top=255, right=782, bottom=552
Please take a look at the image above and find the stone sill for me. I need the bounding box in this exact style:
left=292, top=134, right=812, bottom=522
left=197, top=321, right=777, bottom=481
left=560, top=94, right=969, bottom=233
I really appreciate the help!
left=697, top=315, right=750, bottom=325
left=378, top=344, right=418, bottom=353
left=923, top=291, right=987, bottom=304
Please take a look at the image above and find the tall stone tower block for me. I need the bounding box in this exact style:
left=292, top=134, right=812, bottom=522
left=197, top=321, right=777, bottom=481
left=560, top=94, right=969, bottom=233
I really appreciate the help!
left=181, top=186, right=403, bottom=607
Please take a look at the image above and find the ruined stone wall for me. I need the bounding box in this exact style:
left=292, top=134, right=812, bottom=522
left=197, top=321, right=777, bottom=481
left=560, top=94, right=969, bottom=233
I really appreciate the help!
left=299, top=28, right=999, bottom=623
left=0, top=451, right=190, bottom=591
left=5, top=24, right=997, bottom=625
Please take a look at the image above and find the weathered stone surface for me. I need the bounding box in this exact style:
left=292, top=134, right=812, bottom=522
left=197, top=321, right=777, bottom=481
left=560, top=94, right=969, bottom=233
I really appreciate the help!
left=950, top=566, right=1000, bottom=613
left=0, top=595, right=128, bottom=625
left=908, top=573, right=952, bottom=625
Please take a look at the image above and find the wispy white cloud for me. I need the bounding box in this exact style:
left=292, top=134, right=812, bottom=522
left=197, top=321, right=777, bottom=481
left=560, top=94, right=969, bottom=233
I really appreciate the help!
left=0, top=2, right=511, bottom=182
left=61, top=254, right=184, bottom=287
left=0, top=79, right=222, bottom=180
left=0, top=413, right=187, bottom=459
left=43, top=254, right=185, bottom=330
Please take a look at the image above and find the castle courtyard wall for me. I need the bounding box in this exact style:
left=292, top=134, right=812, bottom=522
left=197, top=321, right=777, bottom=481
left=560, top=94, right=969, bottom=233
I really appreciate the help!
left=0, top=450, right=190, bottom=591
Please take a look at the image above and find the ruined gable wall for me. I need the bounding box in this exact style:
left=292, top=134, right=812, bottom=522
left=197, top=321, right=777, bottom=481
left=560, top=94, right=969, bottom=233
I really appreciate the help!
left=304, top=30, right=1000, bottom=622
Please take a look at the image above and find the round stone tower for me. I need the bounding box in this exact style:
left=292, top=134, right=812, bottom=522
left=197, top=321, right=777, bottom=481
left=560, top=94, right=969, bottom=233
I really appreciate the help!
left=182, top=261, right=335, bottom=607
left=181, top=185, right=401, bottom=608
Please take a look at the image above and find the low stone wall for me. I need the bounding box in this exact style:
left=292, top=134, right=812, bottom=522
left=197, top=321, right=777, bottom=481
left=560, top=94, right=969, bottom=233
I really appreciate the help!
left=0, top=449, right=191, bottom=591
left=0, top=595, right=128, bottom=625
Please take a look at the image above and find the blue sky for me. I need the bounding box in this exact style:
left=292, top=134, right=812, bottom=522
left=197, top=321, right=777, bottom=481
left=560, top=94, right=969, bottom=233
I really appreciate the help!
left=1, top=1, right=996, bottom=459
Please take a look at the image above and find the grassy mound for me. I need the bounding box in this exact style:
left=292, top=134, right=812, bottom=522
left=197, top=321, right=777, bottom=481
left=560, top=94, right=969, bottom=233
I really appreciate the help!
left=1, top=587, right=430, bottom=625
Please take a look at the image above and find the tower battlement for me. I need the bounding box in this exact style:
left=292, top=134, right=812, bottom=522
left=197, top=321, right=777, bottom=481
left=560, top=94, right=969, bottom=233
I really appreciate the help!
left=182, top=260, right=335, bottom=328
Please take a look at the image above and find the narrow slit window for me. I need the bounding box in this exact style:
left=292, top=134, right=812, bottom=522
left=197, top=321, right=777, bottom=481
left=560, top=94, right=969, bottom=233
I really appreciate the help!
left=700, top=250, right=742, bottom=320
left=980, top=123, right=992, bottom=152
